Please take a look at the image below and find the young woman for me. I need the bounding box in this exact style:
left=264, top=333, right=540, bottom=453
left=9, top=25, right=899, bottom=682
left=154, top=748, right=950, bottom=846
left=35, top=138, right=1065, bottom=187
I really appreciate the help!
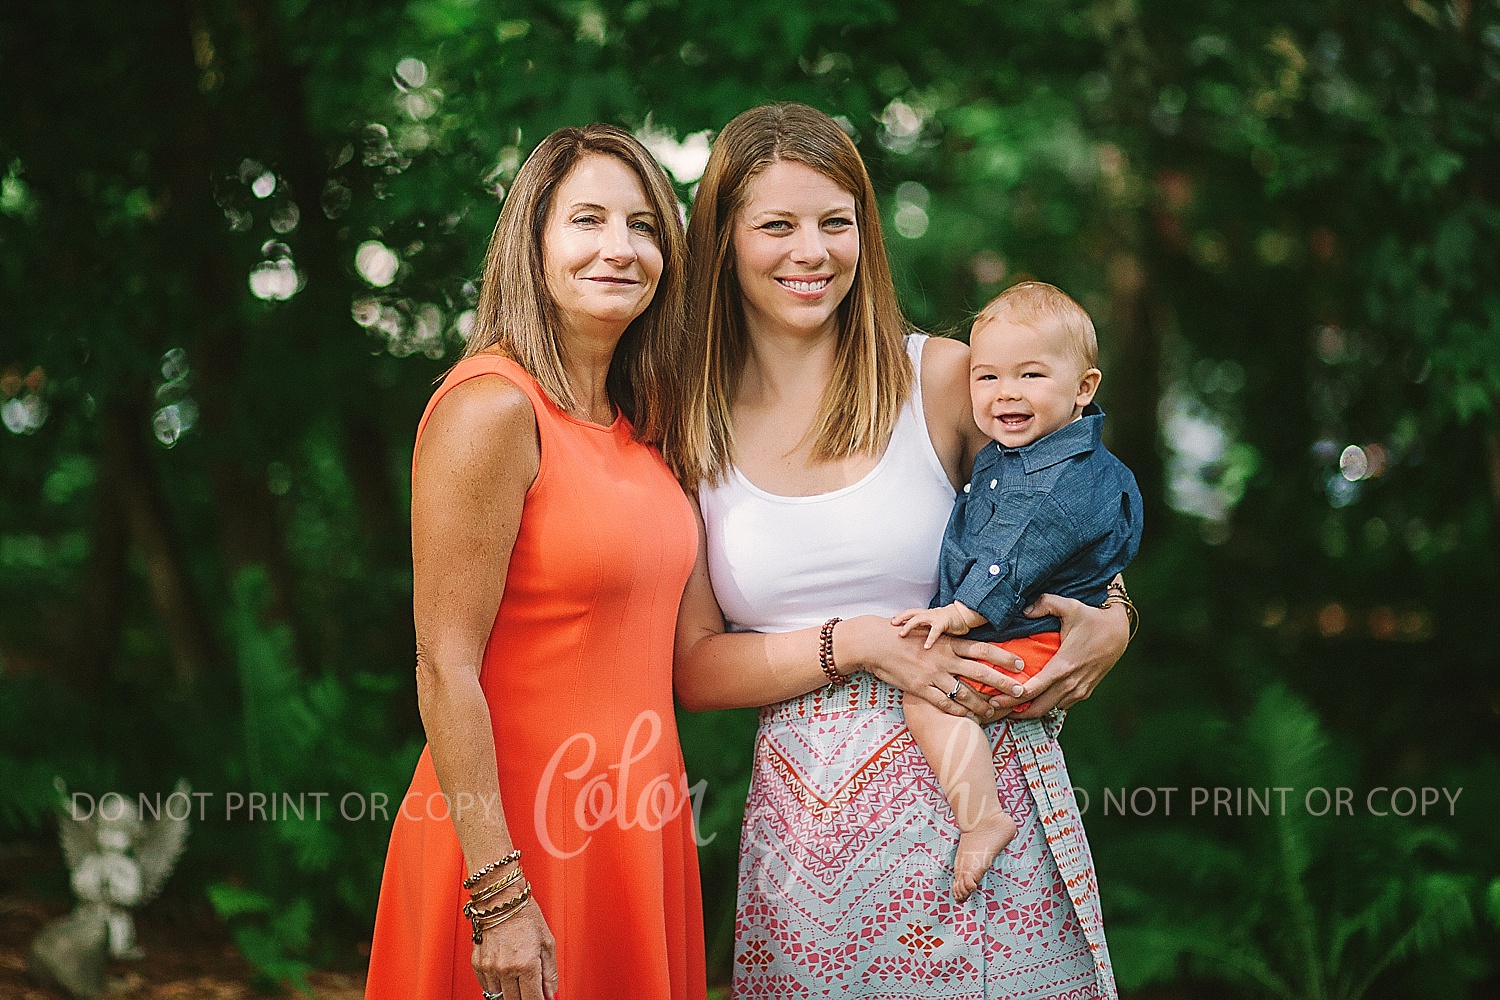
left=670, top=103, right=1129, bottom=999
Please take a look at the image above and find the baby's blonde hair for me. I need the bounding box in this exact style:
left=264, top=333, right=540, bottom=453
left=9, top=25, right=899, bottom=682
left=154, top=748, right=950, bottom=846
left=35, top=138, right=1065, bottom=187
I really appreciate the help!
left=974, top=280, right=1098, bottom=370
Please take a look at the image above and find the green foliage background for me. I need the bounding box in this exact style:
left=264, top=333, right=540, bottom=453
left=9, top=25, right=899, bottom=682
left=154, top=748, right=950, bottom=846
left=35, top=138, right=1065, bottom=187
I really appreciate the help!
left=2, top=0, right=1499, bottom=994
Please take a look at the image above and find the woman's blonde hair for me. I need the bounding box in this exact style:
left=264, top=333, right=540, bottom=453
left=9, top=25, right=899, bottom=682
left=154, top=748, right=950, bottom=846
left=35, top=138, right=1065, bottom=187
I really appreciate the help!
left=462, top=124, right=685, bottom=444
left=666, top=103, right=914, bottom=485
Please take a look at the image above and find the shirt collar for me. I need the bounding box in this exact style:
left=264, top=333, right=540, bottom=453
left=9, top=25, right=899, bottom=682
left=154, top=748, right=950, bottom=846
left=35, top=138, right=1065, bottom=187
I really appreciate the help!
left=994, top=403, right=1106, bottom=474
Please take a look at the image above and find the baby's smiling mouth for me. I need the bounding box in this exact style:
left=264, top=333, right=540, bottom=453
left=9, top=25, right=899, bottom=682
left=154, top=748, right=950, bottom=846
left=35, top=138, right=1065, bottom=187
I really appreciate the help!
left=998, top=412, right=1033, bottom=429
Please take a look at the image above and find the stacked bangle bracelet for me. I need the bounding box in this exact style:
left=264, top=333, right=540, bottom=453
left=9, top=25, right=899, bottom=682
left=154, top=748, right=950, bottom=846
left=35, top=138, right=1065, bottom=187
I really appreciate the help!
left=462, top=849, right=530, bottom=944
left=819, top=617, right=846, bottom=687
left=464, top=866, right=523, bottom=909
left=1102, top=580, right=1139, bottom=641
left=467, top=884, right=533, bottom=943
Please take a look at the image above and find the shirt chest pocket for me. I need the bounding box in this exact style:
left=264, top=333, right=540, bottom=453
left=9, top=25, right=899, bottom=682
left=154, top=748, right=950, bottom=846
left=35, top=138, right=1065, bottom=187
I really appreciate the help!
left=964, top=493, right=997, bottom=527
left=965, top=487, right=1039, bottom=539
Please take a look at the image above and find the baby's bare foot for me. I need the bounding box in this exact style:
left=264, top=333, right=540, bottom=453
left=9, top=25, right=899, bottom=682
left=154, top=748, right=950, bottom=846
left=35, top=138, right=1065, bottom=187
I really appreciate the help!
left=952, top=809, right=1017, bottom=903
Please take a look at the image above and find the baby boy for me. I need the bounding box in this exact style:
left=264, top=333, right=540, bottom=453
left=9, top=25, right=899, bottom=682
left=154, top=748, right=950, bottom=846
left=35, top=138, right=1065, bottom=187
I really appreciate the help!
left=894, top=280, right=1143, bottom=902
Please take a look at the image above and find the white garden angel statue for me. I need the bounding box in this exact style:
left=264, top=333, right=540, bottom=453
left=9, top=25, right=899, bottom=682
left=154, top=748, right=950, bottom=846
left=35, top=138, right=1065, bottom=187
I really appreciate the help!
left=54, top=776, right=192, bottom=958
left=31, top=778, right=192, bottom=996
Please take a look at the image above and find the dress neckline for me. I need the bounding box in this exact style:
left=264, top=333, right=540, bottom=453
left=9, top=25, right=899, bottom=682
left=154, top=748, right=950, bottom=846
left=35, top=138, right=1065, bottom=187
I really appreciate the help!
left=554, top=405, right=623, bottom=433
left=464, top=351, right=624, bottom=434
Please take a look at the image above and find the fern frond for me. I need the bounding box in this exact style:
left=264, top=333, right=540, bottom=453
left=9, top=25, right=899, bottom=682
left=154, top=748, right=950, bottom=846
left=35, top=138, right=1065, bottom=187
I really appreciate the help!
left=1346, top=872, right=1474, bottom=1000
left=227, top=567, right=315, bottom=789
left=1327, top=878, right=1401, bottom=974
left=1110, top=921, right=1301, bottom=999
left=1245, top=684, right=1336, bottom=999
left=1243, top=684, right=1330, bottom=884
left=1180, top=926, right=1301, bottom=1000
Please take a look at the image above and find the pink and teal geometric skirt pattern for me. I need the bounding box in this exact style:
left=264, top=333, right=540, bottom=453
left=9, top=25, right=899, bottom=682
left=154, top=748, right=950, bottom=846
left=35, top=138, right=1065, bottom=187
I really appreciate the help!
left=732, top=671, right=1118, bottom=999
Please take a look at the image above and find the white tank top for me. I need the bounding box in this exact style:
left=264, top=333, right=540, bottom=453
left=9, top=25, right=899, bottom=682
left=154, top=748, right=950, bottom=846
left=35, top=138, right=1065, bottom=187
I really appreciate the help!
left=699, top=334, right=959, bottom=633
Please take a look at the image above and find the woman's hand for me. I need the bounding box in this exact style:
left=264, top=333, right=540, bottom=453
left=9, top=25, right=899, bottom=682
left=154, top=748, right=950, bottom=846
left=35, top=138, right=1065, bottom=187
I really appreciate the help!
left=988, top=593, right=1130, bottom=720
left=473, top=899, right=559, bottom=1000
left=840, top=615, right=1026, bottom=722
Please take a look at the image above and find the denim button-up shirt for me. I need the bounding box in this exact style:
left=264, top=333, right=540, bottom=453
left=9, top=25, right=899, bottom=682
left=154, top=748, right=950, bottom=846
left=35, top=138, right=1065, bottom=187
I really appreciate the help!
left=934, top=403, right=1143, bottom=642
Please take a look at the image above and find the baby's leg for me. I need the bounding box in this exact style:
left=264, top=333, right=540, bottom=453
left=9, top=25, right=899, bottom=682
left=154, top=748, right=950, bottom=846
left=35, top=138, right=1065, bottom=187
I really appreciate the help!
left=902, top=691, right=1018, bottom=902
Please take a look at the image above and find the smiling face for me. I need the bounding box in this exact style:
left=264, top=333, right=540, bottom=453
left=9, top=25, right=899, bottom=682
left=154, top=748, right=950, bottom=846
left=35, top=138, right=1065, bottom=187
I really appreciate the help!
left=969, top=317, right=1101, bottom=448
left=542, top=154, right=664, bottom=338
left=730, top=159, right=860, bottom=341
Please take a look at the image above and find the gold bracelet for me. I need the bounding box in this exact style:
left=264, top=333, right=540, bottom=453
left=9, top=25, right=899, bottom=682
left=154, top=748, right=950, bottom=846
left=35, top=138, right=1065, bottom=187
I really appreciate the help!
left=1101, top=594, right=1139, bottom=642
left=471, top=901, right=529, bottom=941
left=466, top=865, right=524, bottom=907
left=466, top=882, right=532, bottom=922
left=463, top=849, right=521, bottom=891
left=469, top=884, right=533, bottom=944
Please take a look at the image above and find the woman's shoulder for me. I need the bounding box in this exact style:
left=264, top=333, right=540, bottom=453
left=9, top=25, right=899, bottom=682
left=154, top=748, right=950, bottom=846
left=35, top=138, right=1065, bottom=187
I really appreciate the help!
left=435, top=370, right=535, bottom=421
left=429, top=351, right=542, bottom=424
left=419, top=368, right=539, bottom=463
left=411, top=369, right=542, bottom=523
left=916, top=333, right=990, bottom=478
left=919, top=333, right=970, bottom=391
left=918, top=335, right=974, bottom=429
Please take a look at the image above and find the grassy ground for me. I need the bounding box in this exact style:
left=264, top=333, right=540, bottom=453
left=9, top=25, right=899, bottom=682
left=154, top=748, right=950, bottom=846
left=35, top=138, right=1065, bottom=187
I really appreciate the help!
left=6, top=838, right=1410, bottom=1000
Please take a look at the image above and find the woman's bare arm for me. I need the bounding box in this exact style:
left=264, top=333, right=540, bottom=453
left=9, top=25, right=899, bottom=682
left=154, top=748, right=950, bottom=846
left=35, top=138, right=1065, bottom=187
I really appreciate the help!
left=411, top=374, right=556, bottom=994
left=918, top=335, right=990, bottom=488
left=413, top=376, right=533, bottom=877
left=672, top=507, right=1023, bottom=721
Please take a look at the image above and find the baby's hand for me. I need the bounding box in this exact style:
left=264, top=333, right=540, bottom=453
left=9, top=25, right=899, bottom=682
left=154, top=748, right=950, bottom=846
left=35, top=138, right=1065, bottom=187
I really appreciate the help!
left=891, top=606, right=969, bottom=649
left=891, top=607, right=925, bottom=630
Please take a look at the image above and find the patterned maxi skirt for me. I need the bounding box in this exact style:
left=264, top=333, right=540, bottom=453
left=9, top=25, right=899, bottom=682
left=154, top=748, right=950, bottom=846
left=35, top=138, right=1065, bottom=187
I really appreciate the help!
left=732, top=671, right=1117, bottom=999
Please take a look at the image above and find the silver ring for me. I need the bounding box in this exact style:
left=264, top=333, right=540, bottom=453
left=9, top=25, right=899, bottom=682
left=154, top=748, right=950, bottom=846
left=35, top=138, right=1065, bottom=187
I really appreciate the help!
left=948, top=678, right=963, bottom=700
left=482, top=992, right=503, bottom=1000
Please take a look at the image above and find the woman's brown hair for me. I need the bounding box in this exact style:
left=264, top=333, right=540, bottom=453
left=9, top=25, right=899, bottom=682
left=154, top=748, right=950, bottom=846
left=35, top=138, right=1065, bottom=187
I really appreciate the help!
left=665, top=103, right=914, bottom=485
left=462, top=124, right=685, bottom=444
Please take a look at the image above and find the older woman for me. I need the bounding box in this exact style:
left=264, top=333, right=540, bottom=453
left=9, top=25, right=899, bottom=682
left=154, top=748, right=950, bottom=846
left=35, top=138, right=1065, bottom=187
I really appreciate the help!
left=670, top=104, right=1129, bottom=998
left=365, top=126, right=705, bottom=1000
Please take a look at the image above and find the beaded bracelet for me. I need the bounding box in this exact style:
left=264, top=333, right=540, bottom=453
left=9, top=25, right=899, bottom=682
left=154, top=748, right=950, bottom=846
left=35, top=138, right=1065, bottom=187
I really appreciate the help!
left=463, top=848, right=521, bottom=891
left=819, top=617, right=846, bottom=687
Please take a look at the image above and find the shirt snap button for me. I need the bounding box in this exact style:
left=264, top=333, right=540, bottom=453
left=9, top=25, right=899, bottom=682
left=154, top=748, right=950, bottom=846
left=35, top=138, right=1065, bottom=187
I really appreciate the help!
left=988, top=564, right=1000, bottom=575
left=989, top=479, right=998, bottom=489
left=963, top=483, right=971, bottom=493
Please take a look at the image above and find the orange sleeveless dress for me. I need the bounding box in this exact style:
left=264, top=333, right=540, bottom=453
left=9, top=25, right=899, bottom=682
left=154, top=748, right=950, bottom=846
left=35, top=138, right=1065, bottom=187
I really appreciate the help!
left=365, top=354, right=706, bottom=1000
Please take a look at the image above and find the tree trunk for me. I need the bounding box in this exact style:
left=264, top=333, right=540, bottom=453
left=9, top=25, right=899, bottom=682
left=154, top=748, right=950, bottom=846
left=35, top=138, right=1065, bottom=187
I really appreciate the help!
left=106, top=403, right=213, bottom=686
left=149, top=0, right=318, bottom=671
left=1106, top=269, right=1167, bottom=542
left=73, top=438, right=129, bottom=690
left=1485, top=421, right=1500, bottom=570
